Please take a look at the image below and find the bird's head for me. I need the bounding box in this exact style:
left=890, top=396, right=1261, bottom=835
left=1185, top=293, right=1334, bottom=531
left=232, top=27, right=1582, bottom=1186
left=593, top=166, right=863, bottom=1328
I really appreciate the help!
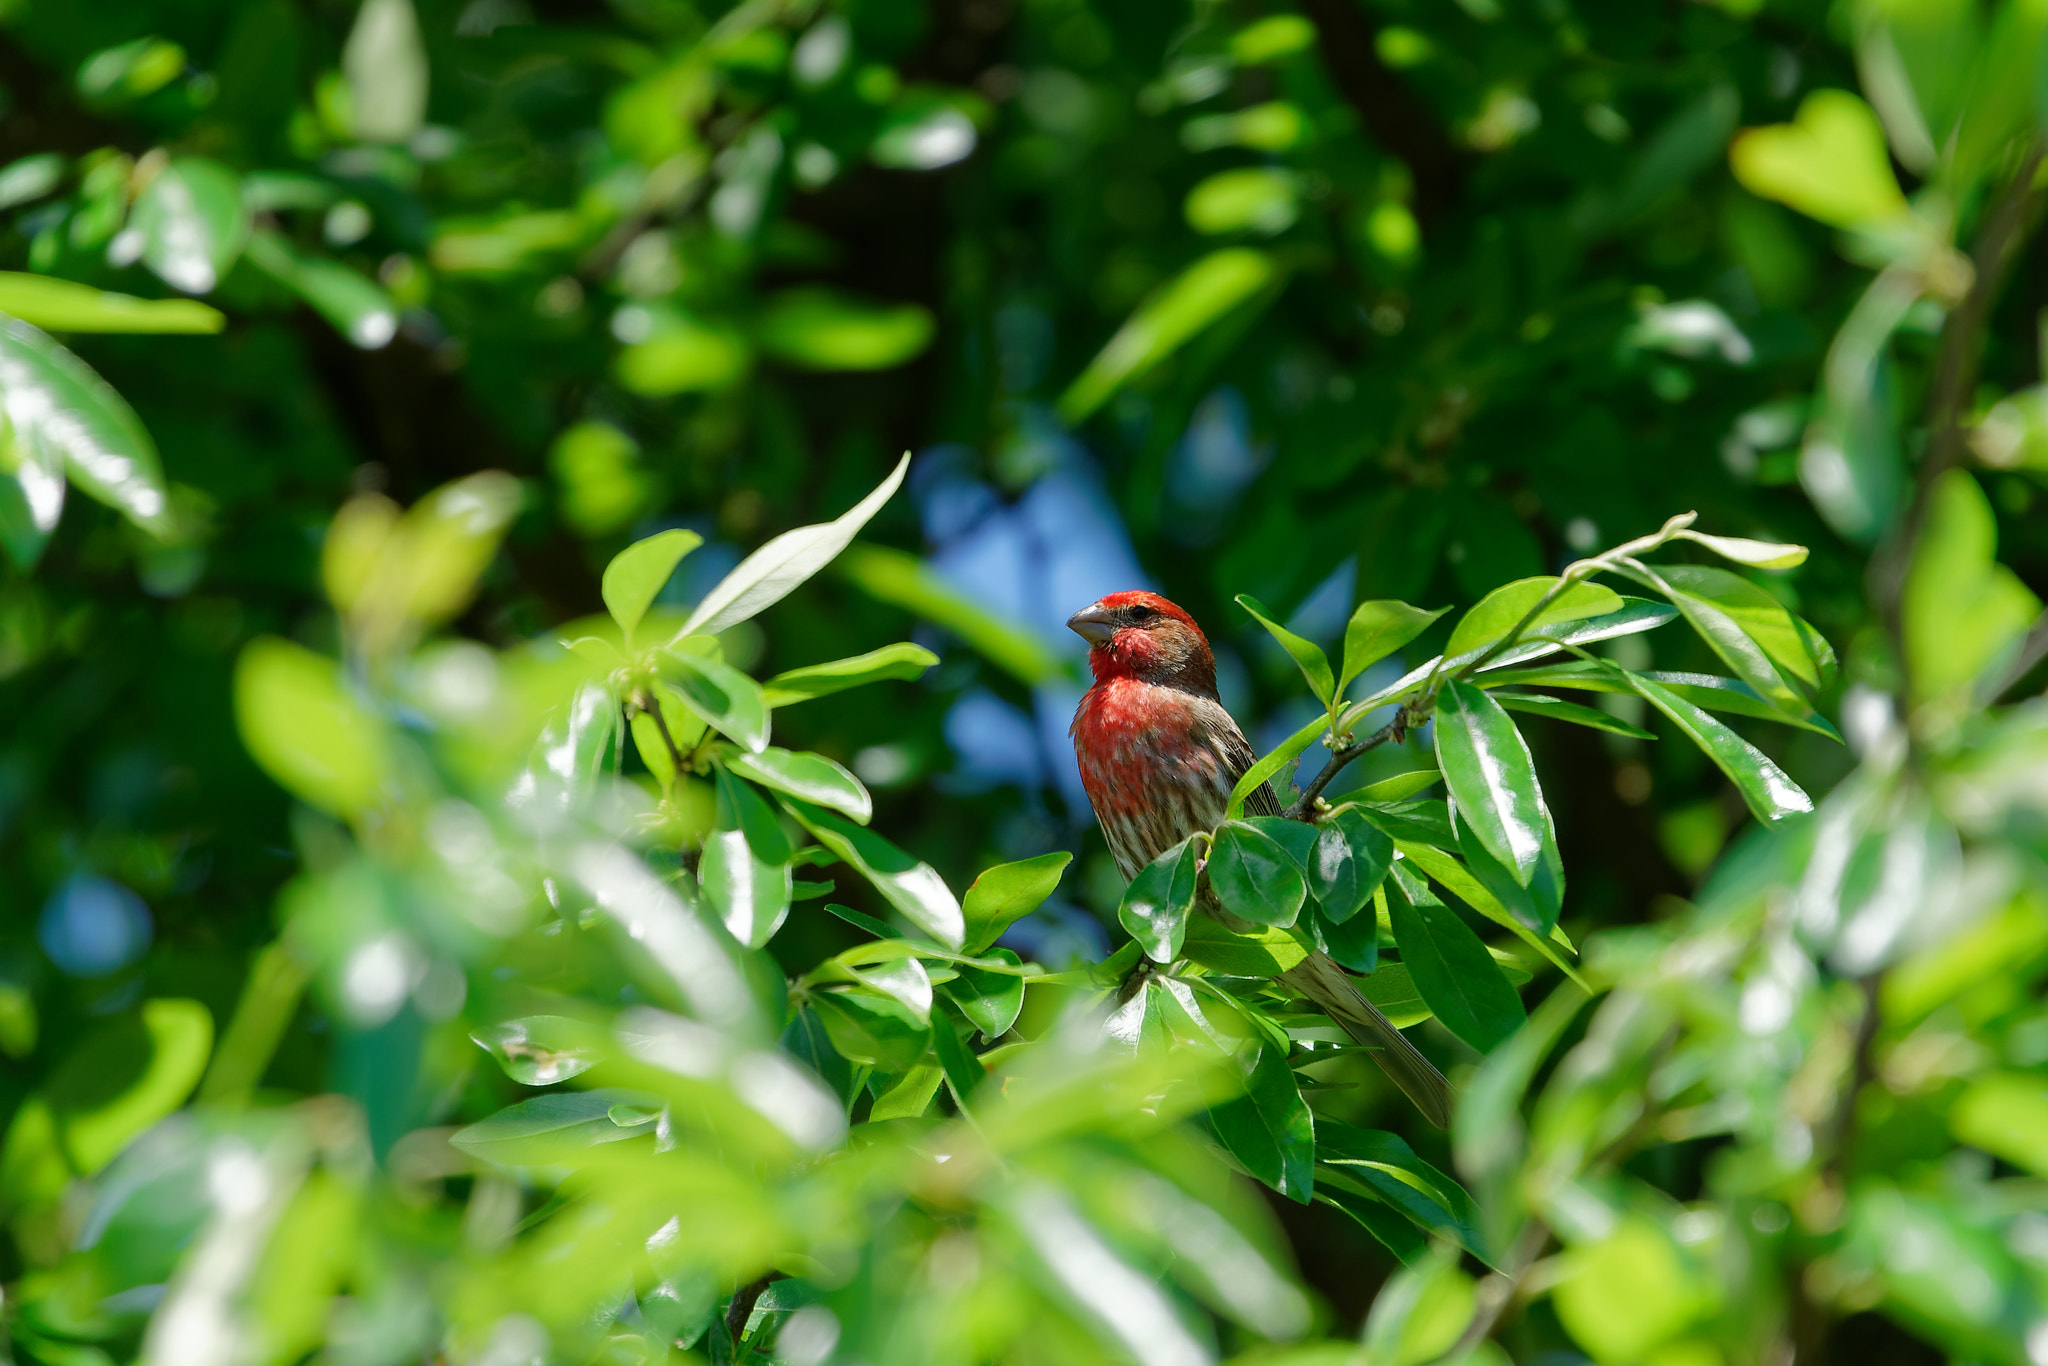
left=1066, top=590, right=1217, bottom=693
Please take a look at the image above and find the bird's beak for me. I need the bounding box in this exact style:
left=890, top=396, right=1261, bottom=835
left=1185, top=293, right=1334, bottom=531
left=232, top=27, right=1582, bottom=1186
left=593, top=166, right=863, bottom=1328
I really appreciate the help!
left=1067, top=604, right=1116, bottom=647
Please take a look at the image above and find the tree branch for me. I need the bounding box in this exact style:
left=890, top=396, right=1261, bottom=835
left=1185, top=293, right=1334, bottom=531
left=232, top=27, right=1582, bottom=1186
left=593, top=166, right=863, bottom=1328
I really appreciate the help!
left=1284, top=711, right=1407, bottom=819
left=1869, top=142, right=2046, bottom=678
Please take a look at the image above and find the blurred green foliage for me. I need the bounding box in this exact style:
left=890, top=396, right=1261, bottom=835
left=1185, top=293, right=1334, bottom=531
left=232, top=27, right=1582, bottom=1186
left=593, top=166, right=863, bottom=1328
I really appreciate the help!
left=1, top=0, right=2047, bottom=1363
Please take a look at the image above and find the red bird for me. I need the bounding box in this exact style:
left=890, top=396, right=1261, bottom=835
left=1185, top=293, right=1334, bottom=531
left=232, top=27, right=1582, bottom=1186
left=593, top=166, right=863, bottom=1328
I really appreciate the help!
left=1068, top=589, right=1453, bottom=1127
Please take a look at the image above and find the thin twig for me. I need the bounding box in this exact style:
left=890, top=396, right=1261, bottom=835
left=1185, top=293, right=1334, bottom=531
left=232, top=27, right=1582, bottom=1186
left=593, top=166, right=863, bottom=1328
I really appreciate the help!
left=1284, top=714, right=1405, bottom=819
left=1870, top=141, right=2047, bottom=680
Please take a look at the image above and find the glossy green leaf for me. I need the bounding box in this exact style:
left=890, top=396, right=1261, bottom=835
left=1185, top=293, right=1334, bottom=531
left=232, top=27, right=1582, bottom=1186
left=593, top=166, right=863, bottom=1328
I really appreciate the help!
left=1240, top=814, right=1320, bottom=871
left=529, top=682, right=620, bottom=803
left=1627, top=561, right=1822, bottom=716
left=235, top=637, right=387, bottom=815
left=448, top=1089, right=663, bottom=1166
left=810, top=987, right=931, bottom=1072
left=1472, top=598, right=1681, bottom=674
left=1237, top=593, right=1334, bottom=703
left=836, top=544, right=1068, bottom=684
left=1729, top=89, right=1908, bottom=229
left=760, top=642, right=939, bottom=706
left=1443, top=577, right=1624, bottom=669
left=1059, top=247, right=1277, bottom=422
left=1316, top=1120, right=1490, bottom=1265
left=1209, top=820, right=1309, bottom=928
left=1434, top=679, right=1551, bottom=886
left=0, top=273, right=225, bottom=333
left=1553, top=1216, right=1712, bottom=1362
left=1358, top=770, right=1442, bottom=802
left=628, top=683, right=702, bottom=789
left=700, top=826, right=792, bottom=949
left=1386, top=873, right=1525, bottom=1053
left=0, top=315, right=171, bottom=552
left=1120, top=837, right=1200, bottom=963
left=931, top=1011, right=984, bottom=1106
left=679, top=453, right=908, bottom=638
left=869, top=1063, right=945, bottom=1119
left=470, top=1015, right=602, bottom=1086
left=961, top=851, right=1070, bottom=955
left=785, top=800, right=964, bottom=949
left=1341, top=601, right=1447, bottom=696
left=1210, top=1033, right=1315, bottom=1202
left=1311, top=901, right=1379, bottom=974
left=1309, top=807, right=1393, bottom=924
left=1675, top=529, right=1809, bottom=568
left=1491, top=691, right=1655, bottom=740
left=1228, top=711, right=1328, bottom=819
left=1392, top=842, right=1582, bottom=985
left=1181, top=917, right=1310, bottom=976
left=601, top=529, right=703, bottom=643
left=245, top=230, right=398, bottom=349
left=724, top=746, right=871, bottom=825
left=1450, top=798, right=1562, bottom=935
left=942, top=948, right=1026, bottom=1039
left=1479, top=661, right=1843, bottom=740
left=755, top=288, right=934, bottom=370
left=1358, top=799, right=1455, bottom=847
left=1593, top=659, right=1814, bottom=822
left=132, top=158, right=248, bottom=295
left=1318, top=1179, right=1430, bottom=1265
left=661, top=646, right=770, bottom=753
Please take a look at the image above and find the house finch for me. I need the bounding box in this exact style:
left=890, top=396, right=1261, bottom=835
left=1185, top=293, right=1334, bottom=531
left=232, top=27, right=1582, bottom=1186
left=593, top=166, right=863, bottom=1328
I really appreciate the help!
left=1068, top=590, right=1453, bottom=1127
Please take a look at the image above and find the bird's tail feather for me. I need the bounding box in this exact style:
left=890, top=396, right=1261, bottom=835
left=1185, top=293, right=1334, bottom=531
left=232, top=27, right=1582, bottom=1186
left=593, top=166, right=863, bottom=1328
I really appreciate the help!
left=1281, top=951, right=1454, bottom=1129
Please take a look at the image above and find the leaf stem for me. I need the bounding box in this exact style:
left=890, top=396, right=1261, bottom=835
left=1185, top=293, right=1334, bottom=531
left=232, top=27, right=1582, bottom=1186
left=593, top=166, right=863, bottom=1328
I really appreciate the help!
left=1283, top=711, right=1407, bottom=819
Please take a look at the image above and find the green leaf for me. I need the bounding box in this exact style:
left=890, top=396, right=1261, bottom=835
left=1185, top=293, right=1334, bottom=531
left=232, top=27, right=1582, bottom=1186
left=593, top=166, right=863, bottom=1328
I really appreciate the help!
left=1591, top=659, right=1813, bottom=822
left=760, top=642, right=939, bottom=706
left=628, top=683, right=702, bottom=789
left=1311, top=902, right=1379, bottom=974
left=1443, top=577, right=1624, bottom=669
left=1674, top=529, right=1808, bottom=569
left=1120, top=837, right=1201, bottom=963
left=1903, top=469, right=2041, bottom=709
left=602, top=529, right=704, bottom=643
left=1309, top=807, right=1393, bottom=924
left=1729, top=89, right=1908, bottom=229
left=1182, top=917, right=1310, bottom=976
left=1359, top=799, right=1456, bottom=848
left=835, top=544, right=1068, bottom=684
left=469, top=1016, right=602, bottom=1086
left=1491, top=691, right=1656, bottom=740
left=0, top=273, right=225, bottom=333
left=245, top=229, right=398, bottom=349
left=1227, top=711, right=1328, bottom=819
left=1210, top=1033, right=1316, bottom=1202
left=1209, top=820, right=1309, bottom=928
left=448, top=1089, right=664, bottom=1166
left=961, top=851, right=1070, bottom=955
left=1479, top=661, right=1843, bottom=740
left=1316, top=1120, right=1491, bottom=1266
left=1240, top=814, right=1321, bottom=870
left=1358, top=770, right=1442, bottom=802
left=700, top=827, right=792, bottom=949
left=1553, top=1216, right=1712, bottom=1363
left=1434, top=679, right=1551, bottom=887
left=755, top=288, right=934, bottom=370
left=1318, top=1180, right=1431, bottom=1265
left=679, top=454, right=908, bottom=638
left=344, top=0, right=430, bottom=141
left=1450, top=798, right=1562, bottom=936
left=1472, top=598, right=1680, bottom=674
left=132, top=158, right=248, bottom=295
left=1627, top=561, right=1823, bottom=717
left=1341, top=601, right=1448, bottom=696
left=941, top=948, right=1026, bottom=1039
left=661, top=646, right=770, bottom=753
left=0, top=315, right=172, bottom=557
left=785, top=800, right=965, bottom=949
left=1237, top=593, right=1334, bottom=703
left=1951, top=1073, right=2048, bottom=1176
left=1059, top=247, right=1277, bottom=422
left=724, top=746, right=871, bottom=824
left=931, top=1012, right=984, bottom=1107
left=1392, top=843, right=1582, bottom=985
left=234, top=637, right=387, bottom=815
left=811, top=988, right=931, bottom=1072
left=1387, top=872, right=1525, bottom=1053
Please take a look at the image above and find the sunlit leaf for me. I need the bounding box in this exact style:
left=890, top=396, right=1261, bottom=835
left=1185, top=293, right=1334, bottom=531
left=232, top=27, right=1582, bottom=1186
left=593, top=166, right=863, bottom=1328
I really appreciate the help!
left=602, top=529, right=703, bottom=643
left=1443, top=578, right=1623, bottom=669
left=1210, top=1033, right=1316, bottom=1202
left=470, top=1016, right=603, bottom=1086
left=132, top=158, right=248, bottom=295
left=245, top=230, right=398, bottom=349
left=1310, top=806, right=1393, bottom=924
left=1341, top=601, right=1447, bottom=697
left=1228, top=711, right=1328, bottom=819
left=942, top=948, right=1027, bottom=1039
left=724, top=746, right=871, bottom=824
left=785, top=800, right=964, bottom=949
left=1730, top=89, right=1908, bottom=229
left=449, top=1089, right=663, bottom=1166
left=1491, top=691, right=1655, bottom=740
left=0, top=273, right=224, bottom=333
left=1209, top=820, right=1309, bottom=928
left=1674, top=529, right=1808, bottom=569
left=1059, top=247, right=1277, bottom=422
left=1121, top=837, right=1200, bottom=963
left=661, top=646, right=770, bottom=753
left=1591, top=659, right=1814, bottom=822
left=761, top=642, right=938, bottom=706
left=1386, top=871, right=1525, bottom=1053
left=1238, top=592, right=1334, bottom=703
left=962, top=851, right=1070, bottom=955
left=680, top=453, right=908, bottom=639
left=755, top=289, right=934, bottom=370
left=1434, top=680, right=1551, bottom=886
left=235, top=637, right=387, bottom=815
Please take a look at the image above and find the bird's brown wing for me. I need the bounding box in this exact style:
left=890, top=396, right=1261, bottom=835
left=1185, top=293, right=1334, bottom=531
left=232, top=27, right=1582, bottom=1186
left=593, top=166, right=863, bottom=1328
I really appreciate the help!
left=1211, top=711, right=1283, bottom=817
